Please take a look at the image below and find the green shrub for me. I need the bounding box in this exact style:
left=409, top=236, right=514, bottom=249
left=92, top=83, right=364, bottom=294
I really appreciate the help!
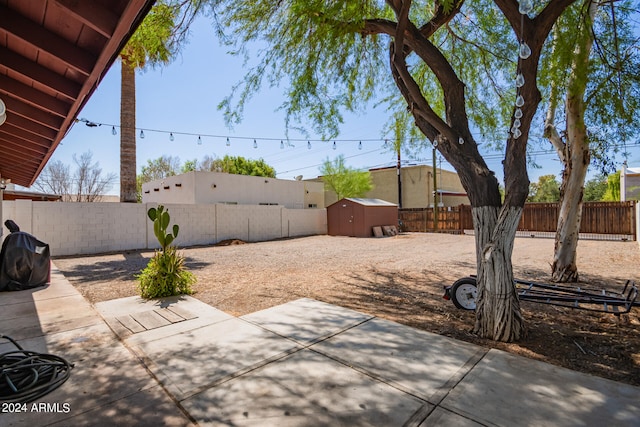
left=137, top=246, right=195, bottom=299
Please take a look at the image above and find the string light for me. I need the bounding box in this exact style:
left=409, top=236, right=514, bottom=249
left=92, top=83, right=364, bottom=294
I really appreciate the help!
left=511, top=0, right=533, bottom=140
left=308, top=140, right=311, bottom=149
left=519, top=0, right=533, bottom=14
left=458, top=137, right=465, bottom=145
left=198, top=135, right=202, bottom=145
left=88, top=120, right=396, bottom=148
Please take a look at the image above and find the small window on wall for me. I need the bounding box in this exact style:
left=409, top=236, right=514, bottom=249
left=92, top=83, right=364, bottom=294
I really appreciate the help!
left=259, top=203, right=279, bottom=206
left=308, top=204, right=317, bottom=208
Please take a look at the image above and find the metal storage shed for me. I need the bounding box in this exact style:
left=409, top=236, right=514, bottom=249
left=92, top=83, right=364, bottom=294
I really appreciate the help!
left=327, top=198, right=398, bottom=237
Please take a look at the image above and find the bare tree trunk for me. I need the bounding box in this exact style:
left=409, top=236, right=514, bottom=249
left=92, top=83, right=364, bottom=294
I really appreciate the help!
left=552, top=148, right=589, bottom=282
left=550, top=0, right=596, bottom=282
left=120, top=60, right=138, bottom=203
left=473, top=206, right=525, bottom=341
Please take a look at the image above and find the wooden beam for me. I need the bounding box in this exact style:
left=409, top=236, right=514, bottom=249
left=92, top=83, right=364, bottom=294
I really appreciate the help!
left=4, top=114, right=58, bottom=141
left=0, top=136, right=49, bottom=156
left=0, top=46, right=81, bottom=101
left=0, top=4, right=96, bottom=76
left=0, top=149, right=44, bottom=167
left=0, top=124, right=53, bottom=150
left=1, top=95, right=64, bottom=131
left=0, top=74, right=70, bottom=118
left=54, top=0, right=119, bottom=38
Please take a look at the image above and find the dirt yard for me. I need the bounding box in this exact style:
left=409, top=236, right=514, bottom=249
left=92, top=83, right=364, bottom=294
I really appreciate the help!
left=53, top=233, right=640, bottom=387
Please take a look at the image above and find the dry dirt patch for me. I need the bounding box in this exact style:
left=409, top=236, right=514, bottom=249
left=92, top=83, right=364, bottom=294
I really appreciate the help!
left=53, top=233, right=640, bottom=386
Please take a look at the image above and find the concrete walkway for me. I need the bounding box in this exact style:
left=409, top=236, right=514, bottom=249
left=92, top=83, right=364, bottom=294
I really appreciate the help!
left=2, top=266, right=639, bottom=426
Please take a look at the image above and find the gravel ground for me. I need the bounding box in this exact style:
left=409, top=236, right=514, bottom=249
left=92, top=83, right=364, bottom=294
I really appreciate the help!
left=53, top=233, right=640, bottom=386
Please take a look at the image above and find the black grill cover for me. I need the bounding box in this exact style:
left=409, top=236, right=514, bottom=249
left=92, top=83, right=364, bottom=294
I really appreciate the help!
left=0, top=231, right=50, bottom=291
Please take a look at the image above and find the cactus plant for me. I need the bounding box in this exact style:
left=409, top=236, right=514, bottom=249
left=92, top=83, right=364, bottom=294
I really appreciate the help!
left=148, top=205, right=179, bottom=250
left=137, top=205, right=195, bottom=299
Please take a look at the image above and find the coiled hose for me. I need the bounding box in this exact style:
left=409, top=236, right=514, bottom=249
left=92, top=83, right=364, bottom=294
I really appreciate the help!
left=0, top=335, right=73, bottom=403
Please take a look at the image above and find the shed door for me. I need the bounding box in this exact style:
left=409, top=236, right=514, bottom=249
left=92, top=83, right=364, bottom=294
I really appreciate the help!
left=339, top=203, right=355, bottom=236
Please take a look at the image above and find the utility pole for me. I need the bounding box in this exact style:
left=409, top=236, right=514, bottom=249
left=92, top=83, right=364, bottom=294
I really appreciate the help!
left=397, top=145, right=402, bottom=208
left=432, top=146, right=438, bottom=231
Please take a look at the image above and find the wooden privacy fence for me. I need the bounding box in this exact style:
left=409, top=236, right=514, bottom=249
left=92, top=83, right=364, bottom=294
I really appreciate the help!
left=399, top=201, right=636, bottom=240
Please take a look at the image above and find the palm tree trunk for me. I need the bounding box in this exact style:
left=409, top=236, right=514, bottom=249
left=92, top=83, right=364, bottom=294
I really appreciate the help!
left=120, top=59, right=137, bottom=203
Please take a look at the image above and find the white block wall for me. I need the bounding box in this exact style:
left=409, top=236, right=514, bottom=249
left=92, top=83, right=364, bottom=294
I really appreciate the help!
left=1, top=201, right=327, bottom=256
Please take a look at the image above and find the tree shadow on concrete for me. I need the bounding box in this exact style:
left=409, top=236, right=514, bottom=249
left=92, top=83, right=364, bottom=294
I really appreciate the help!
left=315, top=263, right=640, bottom=387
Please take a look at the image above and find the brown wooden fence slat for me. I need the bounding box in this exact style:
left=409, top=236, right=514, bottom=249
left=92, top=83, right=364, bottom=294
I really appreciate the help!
left=399, top=201, right=636, bottom=239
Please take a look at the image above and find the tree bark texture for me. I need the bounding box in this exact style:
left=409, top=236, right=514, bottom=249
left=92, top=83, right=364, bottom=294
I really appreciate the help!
left=551, top=0, right=596, bottom=282
left=472, top=206, right=525, bottom=341
left=120, top=60, right=138, bottom=203
left=368, top=0, right=577, bottom=342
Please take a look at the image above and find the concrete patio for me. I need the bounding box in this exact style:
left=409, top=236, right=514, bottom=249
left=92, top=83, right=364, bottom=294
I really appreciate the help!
left=1, top=265, right=639, bottom=426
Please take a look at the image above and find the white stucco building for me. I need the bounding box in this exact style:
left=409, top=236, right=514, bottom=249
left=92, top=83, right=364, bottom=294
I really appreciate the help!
left=141, top=171, right=325, bottom=209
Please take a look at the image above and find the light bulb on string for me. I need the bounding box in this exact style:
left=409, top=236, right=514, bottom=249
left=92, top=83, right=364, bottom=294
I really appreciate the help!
left=519, top=42, right=531, bottom=59
left=139, top=130, right=145, bottom=139
left=253, top=139, right=258, bottom=149
left=358, top=141, right=362, bottom=150
left=433, top=139, right=438, bottom=148
left=458, top=137, right=465, bottom=145
left=512, top=118, right=521, bottom=130
left=513, top=128, right=522, bottom=139
left=332, top=141, right=336, bottom=150
left=383, top=139, right=389, bottom=148
left=226, top=137, right=230, bottom=146
left=515, top=95, right=525, bottom=107
left=308, top=141, right=311, bottom=149
left=515, top=73, right=525, bottom=88
left=518, top=0, right=533, bottom=15
left=111, top=126, right=117, bottom=135
left=197, top=136, right=202, bottom=145
left=515, top=108, right=523, bottom=119
left=169, top=132, right=174, bottom=142
left=280, top=140, right=284, bottom=149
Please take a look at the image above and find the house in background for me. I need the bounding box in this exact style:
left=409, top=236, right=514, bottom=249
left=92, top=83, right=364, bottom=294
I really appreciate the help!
left=314, top=164, right=469, bottom=209
left=1, top=183, right=61, bottom=201
left=621, top=163, right=640, bottom=201
left=142, top=171, right=325, bottom=209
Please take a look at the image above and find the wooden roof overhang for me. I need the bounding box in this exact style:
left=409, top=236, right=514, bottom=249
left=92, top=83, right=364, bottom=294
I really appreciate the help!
left=0, top=0, right=155, bottom=187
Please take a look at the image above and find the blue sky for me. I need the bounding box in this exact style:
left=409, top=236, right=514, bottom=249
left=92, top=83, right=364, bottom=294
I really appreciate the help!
left=47, top=15, right=636, bottom=196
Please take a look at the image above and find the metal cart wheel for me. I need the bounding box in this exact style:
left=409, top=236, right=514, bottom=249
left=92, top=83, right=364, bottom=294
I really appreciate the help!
left=450, top=277, right=478, bottom=310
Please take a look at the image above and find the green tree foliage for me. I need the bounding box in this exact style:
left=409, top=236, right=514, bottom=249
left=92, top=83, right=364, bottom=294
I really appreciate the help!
left=182, top=159, right=198, bottom=173
left=136, top=155, right=182, bottom=200
left=320, top=155, right=373, bottom=200
left=603, top=171, right=621, bottom=201
left=140, top=155, right=182, bottom=182
left=583, top=175, right=607, bottom=201
left=528, top=174, right=560, bottom=202
left=198, top=155, right=276, bottom=178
